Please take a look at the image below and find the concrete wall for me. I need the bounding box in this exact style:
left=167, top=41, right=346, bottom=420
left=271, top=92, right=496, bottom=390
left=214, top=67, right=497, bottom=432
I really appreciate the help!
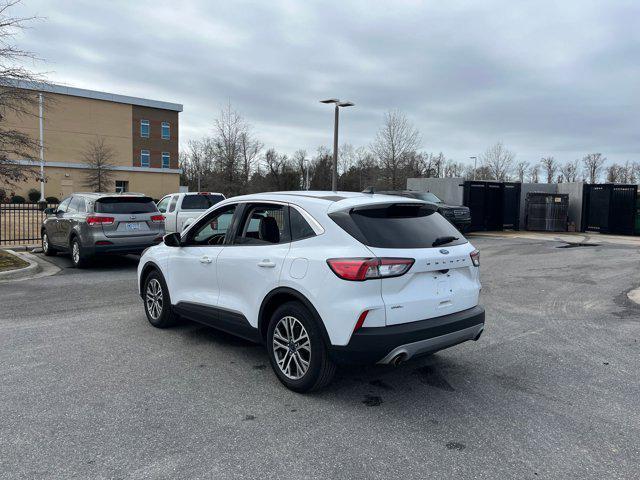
left=519, top=183, right=557, bottom=230
left=407, top=177, right=464, bottom=205
left=557, top=182, right=584, bottom=231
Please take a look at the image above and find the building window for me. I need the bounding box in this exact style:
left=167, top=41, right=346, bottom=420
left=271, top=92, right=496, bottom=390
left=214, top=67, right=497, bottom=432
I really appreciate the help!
left=115, top=180, right=129, bottom=193
left=140, top=119, right=150, bottom=138
left=162, top=152, right=170, bottom=168
left=161, top=122, right=170, bottom=140
left=140, top=150, right=150, bottom=167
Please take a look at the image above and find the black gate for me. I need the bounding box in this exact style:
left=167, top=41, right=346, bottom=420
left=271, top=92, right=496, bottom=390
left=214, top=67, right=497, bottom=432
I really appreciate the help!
left=582, top=184, right=638, bottom=235
left=463, top=181, right=521, bottom=231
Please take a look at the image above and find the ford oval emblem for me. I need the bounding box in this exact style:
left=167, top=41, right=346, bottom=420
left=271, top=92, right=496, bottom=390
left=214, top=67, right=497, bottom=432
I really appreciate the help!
left=439, top=249, right=449, bottom=254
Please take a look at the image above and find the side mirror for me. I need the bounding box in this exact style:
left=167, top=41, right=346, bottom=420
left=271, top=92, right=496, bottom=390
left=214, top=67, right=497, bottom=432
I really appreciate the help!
left=163, top=232, right=182, bottom=247
left=43, top=207, right=56, bottom=215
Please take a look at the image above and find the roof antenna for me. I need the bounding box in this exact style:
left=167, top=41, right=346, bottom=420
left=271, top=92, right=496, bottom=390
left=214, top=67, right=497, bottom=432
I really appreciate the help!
left=362, top=186, right=375, bottom=194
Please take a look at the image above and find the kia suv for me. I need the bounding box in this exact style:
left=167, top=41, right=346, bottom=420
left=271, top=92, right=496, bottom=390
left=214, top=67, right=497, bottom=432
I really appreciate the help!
left=137, top=191, right=484, bottom=392
left=41, top=193, right=165, bottom=267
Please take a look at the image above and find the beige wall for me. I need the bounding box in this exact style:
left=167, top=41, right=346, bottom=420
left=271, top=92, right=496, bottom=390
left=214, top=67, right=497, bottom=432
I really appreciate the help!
left=3, top=91, right=133, bottom=166
left=1, top=166, right=180, bottom=201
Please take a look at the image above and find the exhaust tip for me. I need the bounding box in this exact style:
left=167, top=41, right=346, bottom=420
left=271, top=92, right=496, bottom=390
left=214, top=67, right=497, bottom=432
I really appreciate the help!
left=390, top=353, right=407, bottom=367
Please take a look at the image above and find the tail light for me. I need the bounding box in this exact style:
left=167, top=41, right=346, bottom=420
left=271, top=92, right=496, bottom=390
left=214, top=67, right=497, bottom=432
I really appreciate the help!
left=326, top=258, right=414, bottom=281
left=150, top=215, right=165, bottom=223
left=86, top=216, right=114, bottom=226
left=470, top=249, right=480, bottom=267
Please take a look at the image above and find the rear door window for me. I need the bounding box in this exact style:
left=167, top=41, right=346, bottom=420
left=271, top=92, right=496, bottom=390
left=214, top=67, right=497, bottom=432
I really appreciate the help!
left=95, top=197, right=158, bottom=214
left=235, top=204, right=290, bottom=245
left=330, top=203, right=466, bottom=248
left=181, top=194, right=225, bottom=210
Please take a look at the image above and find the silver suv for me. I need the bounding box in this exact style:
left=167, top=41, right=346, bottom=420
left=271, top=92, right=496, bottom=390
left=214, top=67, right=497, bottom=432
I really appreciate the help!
left=41, top=193, right=165, bottom=267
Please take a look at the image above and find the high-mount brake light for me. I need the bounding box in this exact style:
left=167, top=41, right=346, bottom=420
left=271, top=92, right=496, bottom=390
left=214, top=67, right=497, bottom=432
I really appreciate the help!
left=470, top=249, right=480, bottom=267
left=326, top=258, right=414, bottom=281
left=86, top=216, right=114, bottom=226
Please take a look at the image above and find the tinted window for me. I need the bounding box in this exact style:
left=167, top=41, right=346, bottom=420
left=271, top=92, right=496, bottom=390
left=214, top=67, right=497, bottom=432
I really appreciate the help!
left=290, top=207, right=315, bottom=241
left=330, top=203, right=466, bottom=249
left=181, top=194, right=225, bottom=210
left=95, top=197, right=158, bottom=214
left=190, top=205, right=237, bottom=246
left=235, top=204, right=289, bottom=245
left=168, top=195, right=178, bottom=213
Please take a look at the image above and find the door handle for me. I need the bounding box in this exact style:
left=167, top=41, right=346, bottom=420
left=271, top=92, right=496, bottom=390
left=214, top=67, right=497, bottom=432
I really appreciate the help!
left=200, top=256, right=213, bottom=264
left=257, top=259, right=276, bottom=268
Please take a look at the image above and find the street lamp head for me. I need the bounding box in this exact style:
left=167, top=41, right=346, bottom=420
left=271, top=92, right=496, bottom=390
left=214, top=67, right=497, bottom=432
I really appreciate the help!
left=338, top=101, right=355, bottom=107
left=320, top=98, right=340, bottom=104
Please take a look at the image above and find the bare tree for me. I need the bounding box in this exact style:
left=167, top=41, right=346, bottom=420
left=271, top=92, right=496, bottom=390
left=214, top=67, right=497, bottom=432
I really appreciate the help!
left=528, top=163, right=540, bottom=183
left=81, top=136, right=116, bottom=192
left=582, top=153, right=606, bottom=184
left=559, top=159, right=580, bottom=182
left=515, top=161, right=530, bottom=182
left=0, top=1, right=46, bottom=187
left=540, top=156, right=557, bottom=183
left=371, top=110, right=421, bottom=189
left=443, top=159, right=464, bottom=178
left=605, top=163, right=623, bottom=183
left=292, top=149, right=308, bottom=189
left=212, top=101, right=244, bottom=195
left=238, top=130, right=262, bottom=193
left=480, top=142, right=514, bottom=181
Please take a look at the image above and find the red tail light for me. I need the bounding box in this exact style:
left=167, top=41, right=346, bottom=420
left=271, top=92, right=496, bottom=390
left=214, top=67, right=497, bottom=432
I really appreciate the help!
left=354, top=310, right=369, bottom=332
left=86, top=216, right=114, bottom=226
left=326, top=258, right=414, bottom=281
left=470, top=249, right=480, bottom=267
left=150, top=214, right=165, bottom=223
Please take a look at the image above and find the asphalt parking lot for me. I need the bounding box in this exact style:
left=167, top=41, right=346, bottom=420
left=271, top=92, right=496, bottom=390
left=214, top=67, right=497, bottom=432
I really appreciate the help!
left=1, top=236, right=639, bottom=479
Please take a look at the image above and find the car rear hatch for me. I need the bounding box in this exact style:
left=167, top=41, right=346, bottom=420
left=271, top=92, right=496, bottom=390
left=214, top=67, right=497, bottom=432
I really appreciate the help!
left=94, top=196, right=164, bottom=238
left=329, top=201, right=480, bottom=326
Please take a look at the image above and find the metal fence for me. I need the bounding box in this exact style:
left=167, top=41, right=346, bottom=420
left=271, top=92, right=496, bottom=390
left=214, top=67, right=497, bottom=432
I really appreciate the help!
left=0, top=202, right=59, bottom=246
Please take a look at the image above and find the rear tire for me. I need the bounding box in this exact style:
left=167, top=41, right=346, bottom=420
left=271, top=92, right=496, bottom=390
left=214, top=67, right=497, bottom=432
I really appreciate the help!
left=143, top=270, right=178, bottom=328
left=42, top=232, right=57, bottom=256
left=70, top=237, right=90, bottom=268
left=267, top=301, right=336, bottom=393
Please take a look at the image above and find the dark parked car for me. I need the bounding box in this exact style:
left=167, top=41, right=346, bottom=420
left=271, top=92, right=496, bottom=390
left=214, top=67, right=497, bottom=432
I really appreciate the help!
left=41, top=192, right=165, bottom=267
left=376, top=190, right=471, bottom=231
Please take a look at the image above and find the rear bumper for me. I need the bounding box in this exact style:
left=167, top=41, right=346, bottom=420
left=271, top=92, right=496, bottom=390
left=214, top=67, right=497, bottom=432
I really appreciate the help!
left=84, top=238, right=162, bottom=256
left=329, top=305, right=485, bottom=364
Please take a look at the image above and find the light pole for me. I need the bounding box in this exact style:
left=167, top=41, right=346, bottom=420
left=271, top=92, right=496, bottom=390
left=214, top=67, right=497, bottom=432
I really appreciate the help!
left=320, top=98, right=354, bottom=191
left=38, top=92, right=45, bottom=202
left=470, top=156, right=477, bottom=180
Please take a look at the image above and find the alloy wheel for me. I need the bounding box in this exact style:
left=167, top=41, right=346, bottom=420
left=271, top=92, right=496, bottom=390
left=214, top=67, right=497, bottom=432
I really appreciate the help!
left=272, top=316, right=311, bottom=380
left=146, top=278, right=164, bottom=320
left=72, top=241, right=80, bottom=265
left=42, top=234, right=49, bottom=253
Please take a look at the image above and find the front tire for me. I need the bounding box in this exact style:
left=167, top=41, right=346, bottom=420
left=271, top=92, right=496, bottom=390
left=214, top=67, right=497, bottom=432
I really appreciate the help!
left=42, top=232, right=57, bottom=256
left=70, top=237, right=90, bottom=268
left=143, top=270, right=178, bottom=328
left=267, top=301, right=336, bottom=393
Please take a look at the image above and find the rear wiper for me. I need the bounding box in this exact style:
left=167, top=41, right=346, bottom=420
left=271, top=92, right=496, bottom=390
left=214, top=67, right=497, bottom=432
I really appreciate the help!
left=432, top=236, right=458, bottom=247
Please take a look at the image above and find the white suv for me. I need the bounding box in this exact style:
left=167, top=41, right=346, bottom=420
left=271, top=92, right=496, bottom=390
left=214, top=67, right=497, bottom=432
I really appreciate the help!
left=137, top=191, right=484, bottom=392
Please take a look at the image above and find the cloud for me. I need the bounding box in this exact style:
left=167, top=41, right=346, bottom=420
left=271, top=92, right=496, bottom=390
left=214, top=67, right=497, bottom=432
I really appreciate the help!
left=14, top=0, right=640, bottom=165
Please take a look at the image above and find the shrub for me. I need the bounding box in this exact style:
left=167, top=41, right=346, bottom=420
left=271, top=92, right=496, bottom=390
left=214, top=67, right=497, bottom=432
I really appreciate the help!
left=10, top=195, right=25, bottom=204
left=27, top=188, right=40, bottom=203
left=0, top=188, right=6, bottom=203
left=45, top=196, right=60, bottom=204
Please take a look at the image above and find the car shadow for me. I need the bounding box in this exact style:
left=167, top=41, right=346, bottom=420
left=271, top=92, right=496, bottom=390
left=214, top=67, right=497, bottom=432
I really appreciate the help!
left=43, top=253, right=140, bottom=272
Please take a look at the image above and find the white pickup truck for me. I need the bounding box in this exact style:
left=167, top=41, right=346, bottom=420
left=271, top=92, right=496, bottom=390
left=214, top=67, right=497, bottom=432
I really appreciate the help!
left=157, top=192, right=225, bottom=233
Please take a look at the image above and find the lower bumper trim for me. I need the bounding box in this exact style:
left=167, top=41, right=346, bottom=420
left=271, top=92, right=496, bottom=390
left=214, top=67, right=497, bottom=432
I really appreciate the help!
left=377, top=324, right=484, bottom=364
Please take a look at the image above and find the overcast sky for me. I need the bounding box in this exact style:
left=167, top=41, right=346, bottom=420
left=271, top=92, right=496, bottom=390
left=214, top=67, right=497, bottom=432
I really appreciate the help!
left=14, top=0, right=640, bottom=166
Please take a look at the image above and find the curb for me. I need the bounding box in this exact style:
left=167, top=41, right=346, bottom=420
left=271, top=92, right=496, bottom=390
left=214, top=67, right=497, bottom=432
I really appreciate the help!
left=0, top=249, right=41, bottom=281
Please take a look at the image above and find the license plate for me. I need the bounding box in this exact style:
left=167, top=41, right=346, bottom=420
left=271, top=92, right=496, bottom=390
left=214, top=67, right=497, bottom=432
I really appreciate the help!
left=126, top=222, right=141, bottom=231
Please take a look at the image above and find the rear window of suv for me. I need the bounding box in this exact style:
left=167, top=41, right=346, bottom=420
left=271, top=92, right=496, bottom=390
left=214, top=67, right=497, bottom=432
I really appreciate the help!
left=330, top=203, right=467, bottom=249
left=94, top=197, right=158, bottom=214
left=181, top=194, right=225, bottom=210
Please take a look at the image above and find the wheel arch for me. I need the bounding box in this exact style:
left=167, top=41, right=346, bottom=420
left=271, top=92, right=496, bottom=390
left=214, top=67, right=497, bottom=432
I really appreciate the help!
left=139, top=261, right=164, bottom=296
left=258, top=287, right=331, bottom=346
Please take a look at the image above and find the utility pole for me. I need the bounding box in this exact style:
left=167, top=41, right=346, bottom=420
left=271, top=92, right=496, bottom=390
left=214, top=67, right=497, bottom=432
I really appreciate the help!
left=320, top=98, right=354, bottom=192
